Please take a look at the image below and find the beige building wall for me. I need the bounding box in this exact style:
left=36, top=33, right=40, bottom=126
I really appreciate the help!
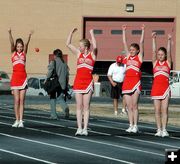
left=0, top=0, right=179, bottom=84
left=176, top=0, right=180, bottom=70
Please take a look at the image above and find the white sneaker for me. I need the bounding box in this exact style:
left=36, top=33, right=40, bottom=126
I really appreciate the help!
left=114, top=111, right=118, bottom=116
left=126, top=126, right=133, bottom=133
left=161, top=129, right=169, bottom=137
left=81, top=129, right=88, bottom=136
left=12, top=120, right=19, bottom=127
left=120, top=111, right=127, bottom=116
left=18, top=120, right=24, bottom=128
left=155, top=129, right=162, bottom=137
left=131, top=125, right=139, bottom=133
left=122, top=108, right=127, bottom=113
left=75, top=128, right=82, bottom=136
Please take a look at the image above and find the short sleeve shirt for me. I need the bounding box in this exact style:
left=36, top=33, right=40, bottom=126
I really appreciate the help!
left=107, top=63, right=126, bottom=83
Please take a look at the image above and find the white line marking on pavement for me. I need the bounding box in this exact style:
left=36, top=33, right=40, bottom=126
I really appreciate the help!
left=87, top=122, right=180, bottom=141
left=115, top=135, right=180, bottom=149
left=96, top=119, right=180, bottom=133
left=7, top=109, right=180, bottom=134
left=0, top=132, right=134, bottom=164
left=0, top=121, right=167, bottom=156
left=1, top=113, right=180, bottom=146
left=0, top=148, right=56, bottom=164
left=2, top=106, right=180, bottom=132
left=0, top=114, right=111, bottom=136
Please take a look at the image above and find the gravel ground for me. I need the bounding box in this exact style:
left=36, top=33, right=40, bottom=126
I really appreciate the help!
left=26, top=102, right=180, bottom=126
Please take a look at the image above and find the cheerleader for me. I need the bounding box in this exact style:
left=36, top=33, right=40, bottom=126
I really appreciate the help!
left=151, top=32, right=172, bottom=137
left=122, top=24, right=145, bottom=133
left=66, top=28, right=97, bottom=136
left=8, top=28, right=33, bottom=128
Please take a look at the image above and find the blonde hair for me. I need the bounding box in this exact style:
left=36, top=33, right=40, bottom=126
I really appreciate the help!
left=79, top=39, right=90, bottom=49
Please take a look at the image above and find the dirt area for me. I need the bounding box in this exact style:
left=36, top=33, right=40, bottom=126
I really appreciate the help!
left=26, top=102, right=180, bottom=126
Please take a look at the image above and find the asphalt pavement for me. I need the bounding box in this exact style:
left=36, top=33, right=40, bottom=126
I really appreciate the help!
left=0, top=95, right=180, bottom=164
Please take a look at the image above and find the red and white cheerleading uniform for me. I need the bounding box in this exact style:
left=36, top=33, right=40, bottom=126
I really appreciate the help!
left=11, top=52, right=27, bottom=90
left=73, top=52, right=95, bottom=93
left=122, top=55, right=142, bottom=94
left=151, top=60, right=170, bottom=99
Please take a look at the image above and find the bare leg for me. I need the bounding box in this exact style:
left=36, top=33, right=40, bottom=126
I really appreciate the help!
left=124, top=94, right=133, bottom=125
left=113, top=99, right=118, bottom=114
left=131, top=90, right=140, bottom=126
left=13, top=90, right=20, bottom=120
left=75, top=93, right=83, bottom=129
left=19, top=89, right=26, bottom=120
left=161, top=96, right=169, bottom=130
left=122, top=95, right=127, bottom=111
left=83, top=90, right=92, bottom=130
left=154, top=99, right=161, bottom=130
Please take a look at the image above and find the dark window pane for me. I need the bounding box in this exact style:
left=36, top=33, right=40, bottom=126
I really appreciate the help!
left=94, top=29, right=103, bottom=35
left=28, top=78, right=34, bottom=87
left=152, top=30, right=165, bottom=35
left=32, top=79, right=39, bottom=89
left=132, top=30, right=142, bottom=35
left=40, top=79, right=45, bottom=88
left=0, top=73, right=9, bottom=79
left=111, top=30, right=122, bottom=35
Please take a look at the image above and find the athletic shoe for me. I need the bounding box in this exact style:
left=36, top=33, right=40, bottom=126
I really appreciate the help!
left=81, top=129, right=88, bottom=136
left=120, top=111, right=127, bottom=116
left=131, top=125, right=139, bottom=133
left=18, top=120, right=24, bottom=128
left=155, top=129, right=162, bottom=137
left=125, top=126, right=133, bottom=133
left=122, top=111, right=127, bottom=115
left=12, top=120, right=19, bottom=128
left=122, top=108, right=127, bottom=114
left=75, top=128, right=82, bottom=136
left=50, top=116, right=58, bottom=120
left=161, top=129, right=169, bottom=137
left=114, top=111, right=118, bottom=116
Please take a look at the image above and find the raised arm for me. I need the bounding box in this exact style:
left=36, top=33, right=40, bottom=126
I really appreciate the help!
left=24, top=30, right=33, bottom=54
left=8, top=28, right=15, bottom=53
left=89, top=29, right=97, bottom=58
left=139, top=24, right=145, bottom=61
left=66, top=28, right=80, bottom=56
left=152, top=32, right=157, bottom=64
left=122, top=25, right=129, bottom=56
left=167, top=34, right=172, bottom=68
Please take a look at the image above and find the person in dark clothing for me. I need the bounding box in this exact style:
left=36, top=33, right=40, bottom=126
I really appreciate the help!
left=46, top=49, right=69, bottom=119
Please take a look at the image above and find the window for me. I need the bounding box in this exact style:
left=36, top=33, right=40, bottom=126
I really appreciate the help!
left=152, top=30, right=165, bottom=35
left=94, top=29, right=103, bottom=35
left=40, top=79, right=45, bottom=88
left=170, top=72, right=180, bottom=84
left=132, top=30, right=142, bottom=35
left=0, top=73, right=9, bottom=79
left=32, top=79, right=39, bottom=89
left=111, top=30, right=122, bottom=35
left=28, top=78, right=34, bottom=87
left=28, top=78, right=39, bottom=89
left=0, top=72, right=9, bottom=79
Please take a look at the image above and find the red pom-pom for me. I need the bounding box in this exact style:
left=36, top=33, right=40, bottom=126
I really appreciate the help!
left=35, top=48, right=39, bottom=52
